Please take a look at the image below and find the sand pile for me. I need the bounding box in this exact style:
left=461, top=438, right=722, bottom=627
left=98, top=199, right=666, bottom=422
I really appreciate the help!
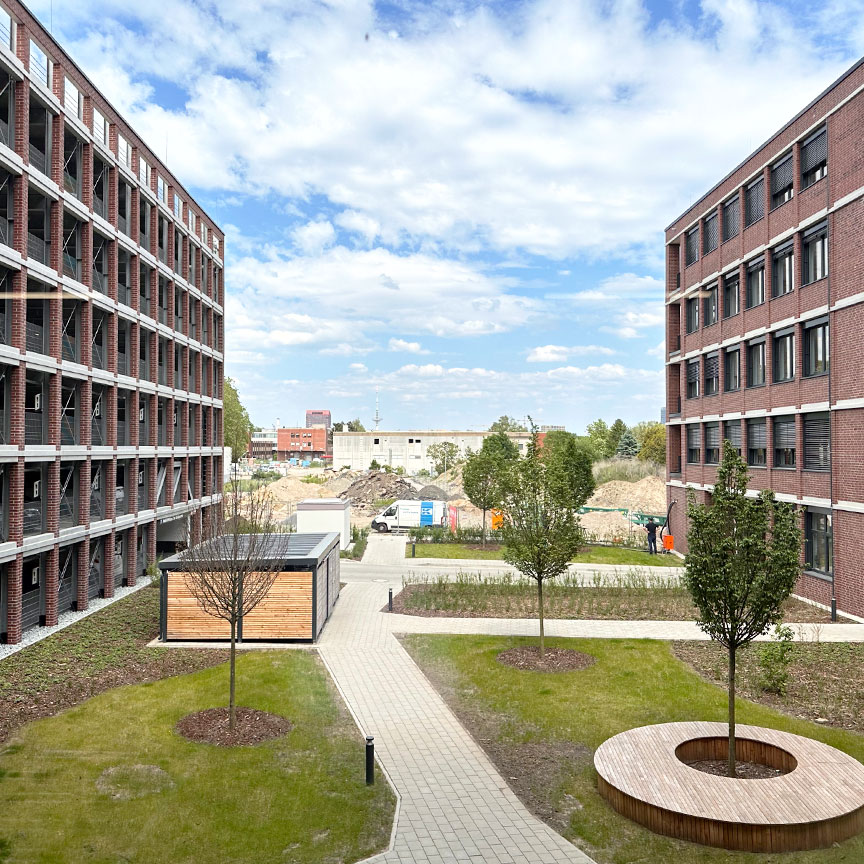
left=587, top=476, right=666, bottom=513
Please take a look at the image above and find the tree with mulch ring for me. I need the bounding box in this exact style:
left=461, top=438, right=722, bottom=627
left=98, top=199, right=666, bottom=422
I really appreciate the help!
left=497, top=645, right=595, bottom=672
left=176, top=707, right=292, bottom=746
left=0, top=651, right=395, bottom=864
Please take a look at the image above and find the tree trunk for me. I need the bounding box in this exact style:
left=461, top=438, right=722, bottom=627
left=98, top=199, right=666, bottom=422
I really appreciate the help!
left=728, top=643, right=736, bottom=778
left=538, top=578, right=545, bottom=659
left=229, top=618, right=237, bottom=732
left=481, top=508, right=487, bottom=547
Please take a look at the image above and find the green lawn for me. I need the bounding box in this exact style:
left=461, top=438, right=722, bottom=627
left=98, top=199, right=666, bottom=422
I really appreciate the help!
left=0, top=652, right=394, bottom=864
left=407, top=542, right=684, bottom=568
left=402, top=634, right=864, bottom=864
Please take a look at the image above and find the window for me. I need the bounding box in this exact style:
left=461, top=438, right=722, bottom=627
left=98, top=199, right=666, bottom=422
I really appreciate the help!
left=746, top=259, right=765, bottom=308
left=139, top=157, right=150, bottom=187
left=803, top=413, right=830, bottom=471
left=686, top=358, right=700, bottom=399
left=29, top=40, right=49, bottom=87
left=685, top=227, right=699, bottom=266
left=747, top=340, right=766, bottom=387
left=745, top=177, right=764, bottom=226
left=772, top=243, right=794, bottom=297
left=801, top=127, right=827, bottom=189
left=173, top=193, right=183, bottom=219
left=805, top=509, right=832, bottom=575
left=724, top=419, right=742, bottom=456
left=685, top=297, right=699, bottom=333
left=703, top=283, right=718, bottom=326
left=188, top=209, right=196, bottom=233
left=773, top=416, right=796, bottom=468
left=723, top=196, right=740, bottom=241
left=770, top=154, right=793, bottom=208
left=803, top=318, right=829, bottom=376
left=64, top=77, right=81, bottom=119
left=803, top=223, right=827, bottom=284
left=703, top=352, right=719, bottom=396
left=773, top=329, right=794, bottom=382
left=92, top=107, right=107, bottom=146
left=703, top=213, right=718, bottom=254
left=705, top=423, right=720, bottom=464
left=747, top=418, right=767, bottom=466
left=724, top=346, right=740, bottom=391
left=0, top=8, right=11, bottom=51
left=118, top=134, right=130, bottom=168
left=723, top=272, right=740, bottom=318
left=157, top=176, right=166, bottom=203
left=686, top=424, right=701, bottom=464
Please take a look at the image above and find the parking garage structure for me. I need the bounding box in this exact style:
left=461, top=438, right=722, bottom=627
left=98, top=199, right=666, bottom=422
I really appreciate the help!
left=0, top=1, right=225, bottom=643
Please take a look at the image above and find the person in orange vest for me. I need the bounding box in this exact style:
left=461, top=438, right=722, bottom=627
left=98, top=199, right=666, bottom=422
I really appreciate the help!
left=644, top=518, right=658, bottom=555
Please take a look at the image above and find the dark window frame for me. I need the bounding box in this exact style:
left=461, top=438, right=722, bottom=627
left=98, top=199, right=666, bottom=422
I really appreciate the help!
left=746, top=418, right=767, bottom=467
left=803, top=317, right=829, bottom=377
left=724, top=346, right=741, bottom=392
left=703, top=352, right=719, bottom=397
left=685, top=226, right=699, bottom=266
left=685, top=296, right=699, bottom=334
left=722, top=196, right=740, bottom=241
left=746, top=259, right=765, bottom=309
left=802, top=223, right=828, bottom=285
left=804, top=508, right=833, bottom=576
left=703, top=283, right=718, bottom=327
left=772, top=329, right=795, bottom=383
left=703, top=213, right=718, bottom=255
left=801, top=127, right=827, bottom=190
left=723, top=272, right=740, bottom=319
left=803, top=412, right=830, bottom=472
left=686, top=424, right=701, bottom=464
left=746, top=339, right=766, bottom=388
left=770, top=153, right=794, bottom=209
left=704, top=422, right=720, bottom=464
left=745, top=177, right=765, bottom=227
left=771, top=242, right=794, bottom=298
left=772, top=415, right=796, bottom=468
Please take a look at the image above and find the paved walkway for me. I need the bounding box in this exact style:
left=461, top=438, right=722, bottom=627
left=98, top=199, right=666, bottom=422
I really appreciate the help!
left=362, top=533, right=409, bottom=566
left=318, top=582, right=596, bottom=863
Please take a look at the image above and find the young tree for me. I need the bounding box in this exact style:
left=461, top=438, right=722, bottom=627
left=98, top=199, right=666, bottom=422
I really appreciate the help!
left=488, top=415, right=527, bottom=433
left=615, top=428, right=639, bottom=458
left=223, top=378, right=253, bottom=462
left=585, top=418, right=610, bottom=460
left=427, top=441, right=461, bottom=476
left=500, top=433, right=584, bottom=657
left=482, top=431, right=520, bottom=462
left=637, top=423, right=666, bottom=464
left=605, top=418, right=627, bottom=457
left=683, top=441, right=801, bottom=777
left=180, top=477, right=291, bottom=731
left=542, top=431, right=595, bottom=509
left=462, top=449, right=503, bottom=546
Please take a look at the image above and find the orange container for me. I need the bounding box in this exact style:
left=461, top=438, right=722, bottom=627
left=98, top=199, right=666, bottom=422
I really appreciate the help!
left=663, top=535, right=674, bottom=551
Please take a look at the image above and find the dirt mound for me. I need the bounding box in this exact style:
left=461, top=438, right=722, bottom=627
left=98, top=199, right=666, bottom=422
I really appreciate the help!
left=339, top=472, right=418, bottom=507
left=587, top=476, right=666, bottom=513
left=417, top=484, right=451, bottom=500
left=436, top=464, right=466, bottom=498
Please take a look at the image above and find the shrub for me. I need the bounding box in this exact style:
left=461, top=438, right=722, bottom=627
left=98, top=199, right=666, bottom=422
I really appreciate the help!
left=592, top=458, right=663, bottom=484
left=758, top=624, right=795, bottom=695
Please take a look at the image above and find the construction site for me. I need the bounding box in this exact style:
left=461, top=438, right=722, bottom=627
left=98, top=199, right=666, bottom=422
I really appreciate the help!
left=261, top=463, right=667, bottom=541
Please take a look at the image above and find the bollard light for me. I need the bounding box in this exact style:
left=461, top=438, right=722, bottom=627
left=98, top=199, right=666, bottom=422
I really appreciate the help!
left=365, top=735, right=375, bottom=785
left=412, top=542, right=416, bottom=558
left=388, top=588, right=393, bottom=612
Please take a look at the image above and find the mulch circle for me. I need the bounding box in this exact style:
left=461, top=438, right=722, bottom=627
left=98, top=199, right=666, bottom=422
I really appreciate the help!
left=496, top=645, right=596, bottom=672
left=685, top=759, right=789, bottom=780
left=175, top=707, right=292, bottom=747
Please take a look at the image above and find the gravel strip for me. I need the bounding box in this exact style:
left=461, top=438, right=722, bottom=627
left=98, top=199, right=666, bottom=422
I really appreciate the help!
left=0, top=576, right=153, bottom=662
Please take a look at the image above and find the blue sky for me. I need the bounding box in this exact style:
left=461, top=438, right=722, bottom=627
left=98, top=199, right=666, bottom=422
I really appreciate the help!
left=28, top=0, right=864, bottom=431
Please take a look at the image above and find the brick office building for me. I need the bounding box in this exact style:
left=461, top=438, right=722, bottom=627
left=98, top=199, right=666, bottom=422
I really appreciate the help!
left=277, top=427, right=328, bottom=462
left=665, top=57, right=864, bottom=619
left=0, top=2, right=225, bottom=643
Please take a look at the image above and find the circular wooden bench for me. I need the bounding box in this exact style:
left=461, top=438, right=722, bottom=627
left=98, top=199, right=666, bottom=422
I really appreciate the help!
left=594, top=721, right=864, bottom=852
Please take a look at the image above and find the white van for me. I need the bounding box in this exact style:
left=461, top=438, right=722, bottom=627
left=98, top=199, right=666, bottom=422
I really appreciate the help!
left=371, top=500, right=447, bottom=533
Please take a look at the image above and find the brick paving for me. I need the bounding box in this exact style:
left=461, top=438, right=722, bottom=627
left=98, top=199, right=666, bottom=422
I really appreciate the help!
left=318, top=581, right=596, bottom=863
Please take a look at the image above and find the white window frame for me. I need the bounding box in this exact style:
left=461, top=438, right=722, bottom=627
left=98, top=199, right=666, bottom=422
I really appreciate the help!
left=118, top=134, right=131, bottom=168
left=157, top=176, right=166, bottom=203
left=29, top=39, right=50, bottom=88
left=139, top=156, right=150, bottom=187
left=64, top=76, right=81, bottom=119
left=92, top=107, right=107, bottom=146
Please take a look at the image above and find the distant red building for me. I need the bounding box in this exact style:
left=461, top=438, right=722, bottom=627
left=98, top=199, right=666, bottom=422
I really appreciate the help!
left=277, top=427, right=329, bottom=462
left=305, top=409, right=331, bottom=429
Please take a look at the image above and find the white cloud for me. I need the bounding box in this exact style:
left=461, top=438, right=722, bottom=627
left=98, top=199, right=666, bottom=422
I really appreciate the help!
left=526, top=344, right=615, bottom=362
left=388, top=338, right=427, bottom=354
left=41, top=0, right=859, bottom=260
left=292, top=219, right=336, bottom=255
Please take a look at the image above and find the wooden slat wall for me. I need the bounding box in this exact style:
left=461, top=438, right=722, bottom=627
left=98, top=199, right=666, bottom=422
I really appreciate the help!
left=243, top=571, right=313, bottom=639
left=166, top=571, right=313, bottom=640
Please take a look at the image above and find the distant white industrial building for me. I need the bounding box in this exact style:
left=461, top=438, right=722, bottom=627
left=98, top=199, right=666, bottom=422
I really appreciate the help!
left=333, top=430, right=534, bottom=473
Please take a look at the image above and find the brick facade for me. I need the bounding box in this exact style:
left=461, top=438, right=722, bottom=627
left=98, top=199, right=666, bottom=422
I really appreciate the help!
left=0, top=2, right=224, bottom=643
left=665, top=58, right=864, bottom=619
